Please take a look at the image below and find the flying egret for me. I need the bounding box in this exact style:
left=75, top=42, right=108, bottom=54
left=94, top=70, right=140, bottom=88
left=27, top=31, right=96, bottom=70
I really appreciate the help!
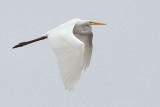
left=13, top=18, right=106, bottom=90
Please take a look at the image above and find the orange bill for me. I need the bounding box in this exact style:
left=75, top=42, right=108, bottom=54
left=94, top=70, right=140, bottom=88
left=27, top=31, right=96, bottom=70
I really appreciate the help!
left=90, top=21, right=106, bottom=25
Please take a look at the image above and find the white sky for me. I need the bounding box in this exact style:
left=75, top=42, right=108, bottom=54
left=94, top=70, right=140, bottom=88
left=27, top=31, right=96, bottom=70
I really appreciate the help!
left=0, top=0, right=160, bottom=107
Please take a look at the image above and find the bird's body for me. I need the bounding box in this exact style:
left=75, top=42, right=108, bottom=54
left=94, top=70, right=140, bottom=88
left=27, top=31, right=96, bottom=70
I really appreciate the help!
left=13, top=18, right=106, bottom=90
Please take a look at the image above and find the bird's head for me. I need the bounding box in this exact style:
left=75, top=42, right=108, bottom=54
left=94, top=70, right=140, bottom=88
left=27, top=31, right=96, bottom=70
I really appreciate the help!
left=73, top=19, right=106, bottom=35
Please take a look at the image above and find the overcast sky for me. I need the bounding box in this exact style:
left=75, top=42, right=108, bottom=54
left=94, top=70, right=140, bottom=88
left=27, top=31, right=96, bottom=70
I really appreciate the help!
left=0, top=0, right=160, bottom=107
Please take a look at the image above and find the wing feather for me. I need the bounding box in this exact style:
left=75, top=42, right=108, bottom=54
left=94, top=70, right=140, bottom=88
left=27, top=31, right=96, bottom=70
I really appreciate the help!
left=74, top=33, right=93, bottom=70
left=48, top=30, right=84, bottom=90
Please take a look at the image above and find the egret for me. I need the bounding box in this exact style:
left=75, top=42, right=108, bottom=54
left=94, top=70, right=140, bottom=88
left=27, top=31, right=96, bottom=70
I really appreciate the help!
left=13, top=18, right=106, bottom=90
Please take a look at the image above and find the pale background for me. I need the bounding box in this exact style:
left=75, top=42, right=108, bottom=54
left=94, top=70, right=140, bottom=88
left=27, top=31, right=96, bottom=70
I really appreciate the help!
left=0, top=0, right=160, bottom=107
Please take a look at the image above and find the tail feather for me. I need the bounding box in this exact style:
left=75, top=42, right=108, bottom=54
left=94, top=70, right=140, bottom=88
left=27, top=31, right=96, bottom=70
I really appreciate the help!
left=13, top=36, right=48, bottom=49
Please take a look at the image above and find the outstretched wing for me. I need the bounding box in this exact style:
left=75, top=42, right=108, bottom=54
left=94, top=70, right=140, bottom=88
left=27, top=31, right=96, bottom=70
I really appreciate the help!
left=74, top=33, right=93, bottom=70
left=48, top=30, right=84, bottom=90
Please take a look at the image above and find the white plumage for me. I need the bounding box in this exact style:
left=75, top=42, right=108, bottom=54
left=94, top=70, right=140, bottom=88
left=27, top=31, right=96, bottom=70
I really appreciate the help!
left=13, top=18, right=106, bottom=90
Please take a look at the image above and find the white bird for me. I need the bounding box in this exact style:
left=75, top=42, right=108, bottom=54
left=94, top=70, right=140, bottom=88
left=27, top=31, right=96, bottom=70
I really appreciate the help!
left=13, top=18, right=106, bottom=90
